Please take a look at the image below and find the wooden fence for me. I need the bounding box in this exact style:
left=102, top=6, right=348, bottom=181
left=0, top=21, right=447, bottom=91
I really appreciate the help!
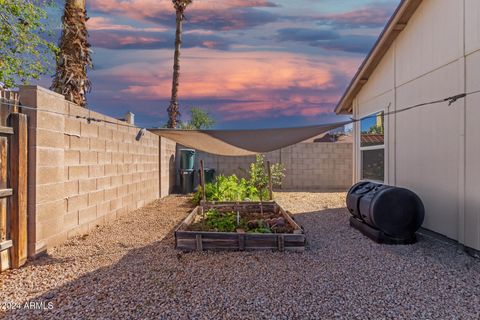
left=0, top=89, right=28, bottom=271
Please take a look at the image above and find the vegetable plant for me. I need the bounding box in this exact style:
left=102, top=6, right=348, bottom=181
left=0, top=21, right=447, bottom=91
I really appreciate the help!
left=248, top=155, right=285, bottom=214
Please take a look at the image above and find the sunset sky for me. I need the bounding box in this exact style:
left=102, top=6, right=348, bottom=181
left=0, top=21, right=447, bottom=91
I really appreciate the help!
left=45, top=0, right=400, bottom=129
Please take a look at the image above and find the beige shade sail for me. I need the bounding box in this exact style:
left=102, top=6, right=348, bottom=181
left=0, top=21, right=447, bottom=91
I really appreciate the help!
left=149, top=121, right=350, bottom=156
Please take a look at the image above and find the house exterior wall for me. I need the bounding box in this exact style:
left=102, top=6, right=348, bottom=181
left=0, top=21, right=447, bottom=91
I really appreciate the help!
left=352, top=0, right=480, bottom=250
left=19, top=86, right=161, bottom=256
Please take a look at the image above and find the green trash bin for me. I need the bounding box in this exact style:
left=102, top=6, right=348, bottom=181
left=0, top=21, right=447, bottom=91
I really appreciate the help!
left=199, top=168, right=216, bottom=184
left=179, top=149, right=196, bottom=170
left=179, top=169, right=195, bottom=194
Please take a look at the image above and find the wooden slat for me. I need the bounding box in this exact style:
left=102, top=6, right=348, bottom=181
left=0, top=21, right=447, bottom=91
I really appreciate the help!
left=199, top=160, right=206, bottom=202
left=277, top=235, right=285, bottom=252
left=278, top=207, right=303, bottom=233
left=0, top=240, right=13, bottom=252
left=0, top=126, right=14, bottom=136
left=267, top=160, right=273, bottom=200
left=0, top=189, right=13, bottom=198
left=9, top=113, right=28, bottom=269
left=0, top=136, right=9, bottom=271
left=195, top=234, right=203, bottom=251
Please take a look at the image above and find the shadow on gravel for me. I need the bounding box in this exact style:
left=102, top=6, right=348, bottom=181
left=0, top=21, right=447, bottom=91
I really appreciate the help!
left=4, top=208, right=480, bottom=319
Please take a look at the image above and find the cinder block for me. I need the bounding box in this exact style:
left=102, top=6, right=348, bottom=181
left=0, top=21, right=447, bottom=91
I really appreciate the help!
left=35, top=128, right=65, bottom=148
left=106, top=142, right=118, bottom=152
left=64, top=211, right=79, bottom=229
left=70, top=136, right=90, bottom=150
left=88, top=190, right=104, bottom=206
left=96, top=202, right=110, bottom=218
left=37, top=149, right=64, bottom=166
left=65, top=118, right=81, bottom=136
left=88, top=165, right=105, bottom=178
left=79, top=206, right=97, bottom=224
left=36, top=183, right=65, bottom=204
left=98, top=152, right=111, bottom=164
left=122, top=174, right=133, bottom=184
left=109, top=198, right=122, bottom=211
left=104, top=163, right=117, bottom=176
left=79, top=179, right=97, bottom=193
left=67, top=194, right=88, bottom=212
left=65, top=150, right=80, bottom=165
left=37, top=166, right=64, bottom=185
left=117, top=185, right=128, bottom=197
left=36, top=112, right=65, bottom=131
left=36, top=199, right=66, bottom=220
left=80, top=151, right=98, bottom=164
left=80, top=122, right=98, bottom=138
left=98, top=126, right=113, bottom=140
left=110, top=175, right=122, bottom=186
left=90, top=138, right=106, bottom=151
left=69, top=166, right=89, bottom=180
left=37, top=216, right=64, bottom=240
left=104, top=187, right=117, bottom=201
left=96, top=176, right=110, bottom=189
left=65, top=180, right=79, bottom=197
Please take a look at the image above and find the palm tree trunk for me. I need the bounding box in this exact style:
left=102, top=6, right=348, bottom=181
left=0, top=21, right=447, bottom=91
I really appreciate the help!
left=167, top=10, right=184, bottom=128
left=51, top=0, right=92, bottom=108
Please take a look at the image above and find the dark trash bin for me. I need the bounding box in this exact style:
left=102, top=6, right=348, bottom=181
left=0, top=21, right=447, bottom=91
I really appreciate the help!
left=179, top=149, right=196, bottom=170
left=179, top=169, right=195, bottom=194
left=199, top=168, right=216, bottom=184
left=346, top=181, right=424, bottom=244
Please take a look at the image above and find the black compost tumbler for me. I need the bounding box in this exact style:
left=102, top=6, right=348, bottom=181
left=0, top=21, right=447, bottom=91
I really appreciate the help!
left=346, top=182, right=425, bottom=244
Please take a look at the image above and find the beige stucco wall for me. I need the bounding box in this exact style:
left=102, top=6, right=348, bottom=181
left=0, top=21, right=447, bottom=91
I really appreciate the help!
left=195, top=142, right=352, bottom=191
left=352, top=0, right=480, bottom=250
left=20, top=86, right=160, bottom=256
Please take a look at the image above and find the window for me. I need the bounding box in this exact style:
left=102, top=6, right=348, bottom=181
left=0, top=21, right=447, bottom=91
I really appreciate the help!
left=360, top=111, right=385, bottom=182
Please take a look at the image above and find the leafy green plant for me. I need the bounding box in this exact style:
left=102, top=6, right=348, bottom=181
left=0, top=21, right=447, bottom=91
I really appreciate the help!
left=193, top=174, right=267, bottom=204
left=193, top=156, right=285, bottom=205
left=249, top=154, right=285, bottom=213
left=248, top=227, right=272, bottom=234
left=204, top=209, right=237, bottom=232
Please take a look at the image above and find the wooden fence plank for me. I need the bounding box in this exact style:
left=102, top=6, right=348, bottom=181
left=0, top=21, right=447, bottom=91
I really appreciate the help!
left=0, top=136, right=9, bottom=271
left=0, top=126, right=14, bottom=135
left=0, top=189, right=13, bottom=198
left=9, top=113, right=28, bottom=269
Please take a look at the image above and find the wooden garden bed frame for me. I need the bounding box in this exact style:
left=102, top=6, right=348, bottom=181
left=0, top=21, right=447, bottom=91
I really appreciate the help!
left=175, top=201, right=306, bottom=252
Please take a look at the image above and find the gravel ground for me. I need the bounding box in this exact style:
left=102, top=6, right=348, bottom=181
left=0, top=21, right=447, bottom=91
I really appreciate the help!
left=1, top=192, right=479, bottom=319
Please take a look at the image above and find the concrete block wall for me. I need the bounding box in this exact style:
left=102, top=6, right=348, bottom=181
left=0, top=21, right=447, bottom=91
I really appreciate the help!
left=20, top=86, right=160, bottom=256
left=159, top=137, right=176, bottom=197
left=195, top=142, right=352, bottom=191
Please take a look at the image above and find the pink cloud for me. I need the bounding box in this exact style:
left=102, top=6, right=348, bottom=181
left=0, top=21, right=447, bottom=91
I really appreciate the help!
left=87, top=16, right=167, bottom=32
left=90, top=0, right=275, bottom=20
left=92, top=49, right=360, bottom=121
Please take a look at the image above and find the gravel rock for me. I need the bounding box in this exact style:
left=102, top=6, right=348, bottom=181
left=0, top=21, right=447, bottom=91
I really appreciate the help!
left=1, top=192, right=479, bottom=319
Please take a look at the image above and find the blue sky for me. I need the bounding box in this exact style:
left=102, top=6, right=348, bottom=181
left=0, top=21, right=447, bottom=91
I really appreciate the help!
left=42, top=0, right=400, bottom=128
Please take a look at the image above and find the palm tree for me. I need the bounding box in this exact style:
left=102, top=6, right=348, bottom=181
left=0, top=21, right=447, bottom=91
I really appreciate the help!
left=167, top=0, right=192, bottom=128
left=51, top=0, right=92, bottom=108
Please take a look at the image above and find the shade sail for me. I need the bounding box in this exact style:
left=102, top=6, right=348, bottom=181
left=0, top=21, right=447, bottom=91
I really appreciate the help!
left=149, top=121, right=350, bottom=156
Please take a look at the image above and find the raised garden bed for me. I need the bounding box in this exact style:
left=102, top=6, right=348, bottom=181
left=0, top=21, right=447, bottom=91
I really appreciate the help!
left=175, top=201, right=306, bottom=252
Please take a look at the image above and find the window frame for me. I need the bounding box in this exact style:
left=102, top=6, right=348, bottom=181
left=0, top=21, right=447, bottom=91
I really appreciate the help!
left=358, top=110, right=386, bottom=183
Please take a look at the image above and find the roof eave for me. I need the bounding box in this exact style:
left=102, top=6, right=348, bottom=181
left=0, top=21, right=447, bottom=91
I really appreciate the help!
left=334, top=0, right=423, bottom=115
